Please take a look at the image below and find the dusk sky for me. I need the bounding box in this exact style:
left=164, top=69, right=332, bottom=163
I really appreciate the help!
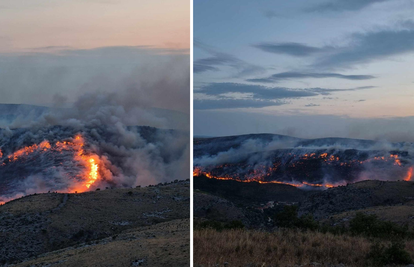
left=194, top=0, right=414, bottom=141
left=0, top=0, right=190, bottom=114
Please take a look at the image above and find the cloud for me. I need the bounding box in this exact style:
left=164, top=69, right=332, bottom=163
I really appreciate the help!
left=305, top=103, right=320, bottom=107
left=306, top=0, right=389, bottom=12
left=194, top=40, right=265, bottom=76
left=263, top=10, right=279, bottom=19
left=247, top=71, right=375, bottom=83
left=313, top=27, right=414, bottom=69
left=197, top=83, right=318, bottom=100
left=253, top=42, right=330, bottom=57
left=255, top=23, right=414, bottom=69
left=194, top=99, right=285, bottom=109
left=308, top=86, right=374, bottom=95
left=194, top=83, right=374, bottom=110
left=193, top=64, right=218, bottom=73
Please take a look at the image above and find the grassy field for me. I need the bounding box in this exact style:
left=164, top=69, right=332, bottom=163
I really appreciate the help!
left=194, top=228, right=414, bottom=267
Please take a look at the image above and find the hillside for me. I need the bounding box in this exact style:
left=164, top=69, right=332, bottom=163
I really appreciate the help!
left=299, top=180, right=414, bottom=227
left=0, top=180, right=190, bottom=266
left=194, top=175, right=308, bottom=205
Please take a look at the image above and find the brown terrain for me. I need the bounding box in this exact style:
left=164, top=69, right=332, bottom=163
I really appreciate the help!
left=0, top=180, right=190, bottom=267
left=194, top=179, right=414, bottom=267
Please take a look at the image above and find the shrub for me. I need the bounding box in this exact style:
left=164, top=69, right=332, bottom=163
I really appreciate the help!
left=367, top=240, right=412, bottom=266
left=198, top=220, right=223, bottom=231
left=224, top=220, right=245, bottom=230
left=274, top=205, right=319, bottom=231
left=349, top=212, right=409, bottom=239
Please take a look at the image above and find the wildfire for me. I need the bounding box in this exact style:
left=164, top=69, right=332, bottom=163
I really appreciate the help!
left=404, top=167, right=413, bottom=181
left=85, top=158, right=98, bottom=188
left=0, top=134, right=101, bottom=193
left=193, top=151, right=412, bottom=189
left=8, top=141, right=51, bottom=162
left=193, top=167, right=338, bottom=189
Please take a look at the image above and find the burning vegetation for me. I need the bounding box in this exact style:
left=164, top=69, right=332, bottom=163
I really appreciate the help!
left=0, top=134, right=103, bottom=204
left=0, top=125, right=189, bottom=205
left=193, top=135, right=414, bottom=189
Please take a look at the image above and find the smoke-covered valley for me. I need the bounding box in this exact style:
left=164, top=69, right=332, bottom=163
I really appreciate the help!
left=194, top=134, right=414, bottom=189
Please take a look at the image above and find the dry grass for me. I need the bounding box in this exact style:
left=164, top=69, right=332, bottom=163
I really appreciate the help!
left=194, top=229, right=414, bottom=267
left=13, top=219, right=189, bottom=267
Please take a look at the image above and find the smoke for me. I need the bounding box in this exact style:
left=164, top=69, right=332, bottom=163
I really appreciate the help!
left=0, top=48, right=190, bottom=203
left=194, top=135, right=414, bottom=188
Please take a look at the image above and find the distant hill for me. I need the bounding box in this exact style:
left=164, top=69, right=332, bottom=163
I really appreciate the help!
left=194, top=175, right=308, bottom=205
left=194, top=133, right=392, bottom=158
left=0, top=104, right=49, bottom=125
left=0, top=104, right=189, bottom=130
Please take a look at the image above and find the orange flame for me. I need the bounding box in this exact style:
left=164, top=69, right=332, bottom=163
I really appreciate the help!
left=8, top=141, right=51, bottom=161
left=193, top=151, right=409, bottom=189
left=193, top=167, right=338, bottom=189
left=404, top=167, right=413, bottom=181
left=1, top=135, right=101, bottom=194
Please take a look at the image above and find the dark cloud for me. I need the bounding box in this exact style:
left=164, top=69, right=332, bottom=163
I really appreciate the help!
left=253, top=42, right=330, bottom=57
left=194, top=83, right=374, bottom=110
left=194, top=41, right=265, bottom=76
left=263, top=10, right=279, bottom=19
left=194, top=99, right=284, bottom=110
left=305, top=103, right=320, bottom=107
left=197, top=83, right=318, bottom=100
left=247, top=71, right=375, bottom=83
left=314, top=27, right=414, bottom=69
left=309, top=86, right=374, bottom=95
left=193, top=63, right=217, bottom=73
left=256, top=24, right=414, bottom=69
left=306, top=0, right=389, bottom=12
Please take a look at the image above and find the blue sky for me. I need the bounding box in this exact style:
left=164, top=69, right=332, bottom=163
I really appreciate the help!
left=194, top=0, right=414, bottom=141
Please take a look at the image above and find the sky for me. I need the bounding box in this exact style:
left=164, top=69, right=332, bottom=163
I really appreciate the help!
left=194, top=0, right=414, bottom=141
left=0, top=0, right=190, bottom=116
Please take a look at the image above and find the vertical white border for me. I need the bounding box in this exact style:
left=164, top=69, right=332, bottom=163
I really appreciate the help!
left=189, top=0, right=194, bottom=265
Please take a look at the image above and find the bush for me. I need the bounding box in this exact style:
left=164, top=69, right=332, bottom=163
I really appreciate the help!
left=224, top=220, right=245, bottom=230
left=198, top=220, right=223, bottom=231
left=367, top=240, right=412, bottom=266
left=349, top=212, right=409, bottom=239
left=274, top=205, right=319, bottom=231
left=274, top=205, right=298, bottom=228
